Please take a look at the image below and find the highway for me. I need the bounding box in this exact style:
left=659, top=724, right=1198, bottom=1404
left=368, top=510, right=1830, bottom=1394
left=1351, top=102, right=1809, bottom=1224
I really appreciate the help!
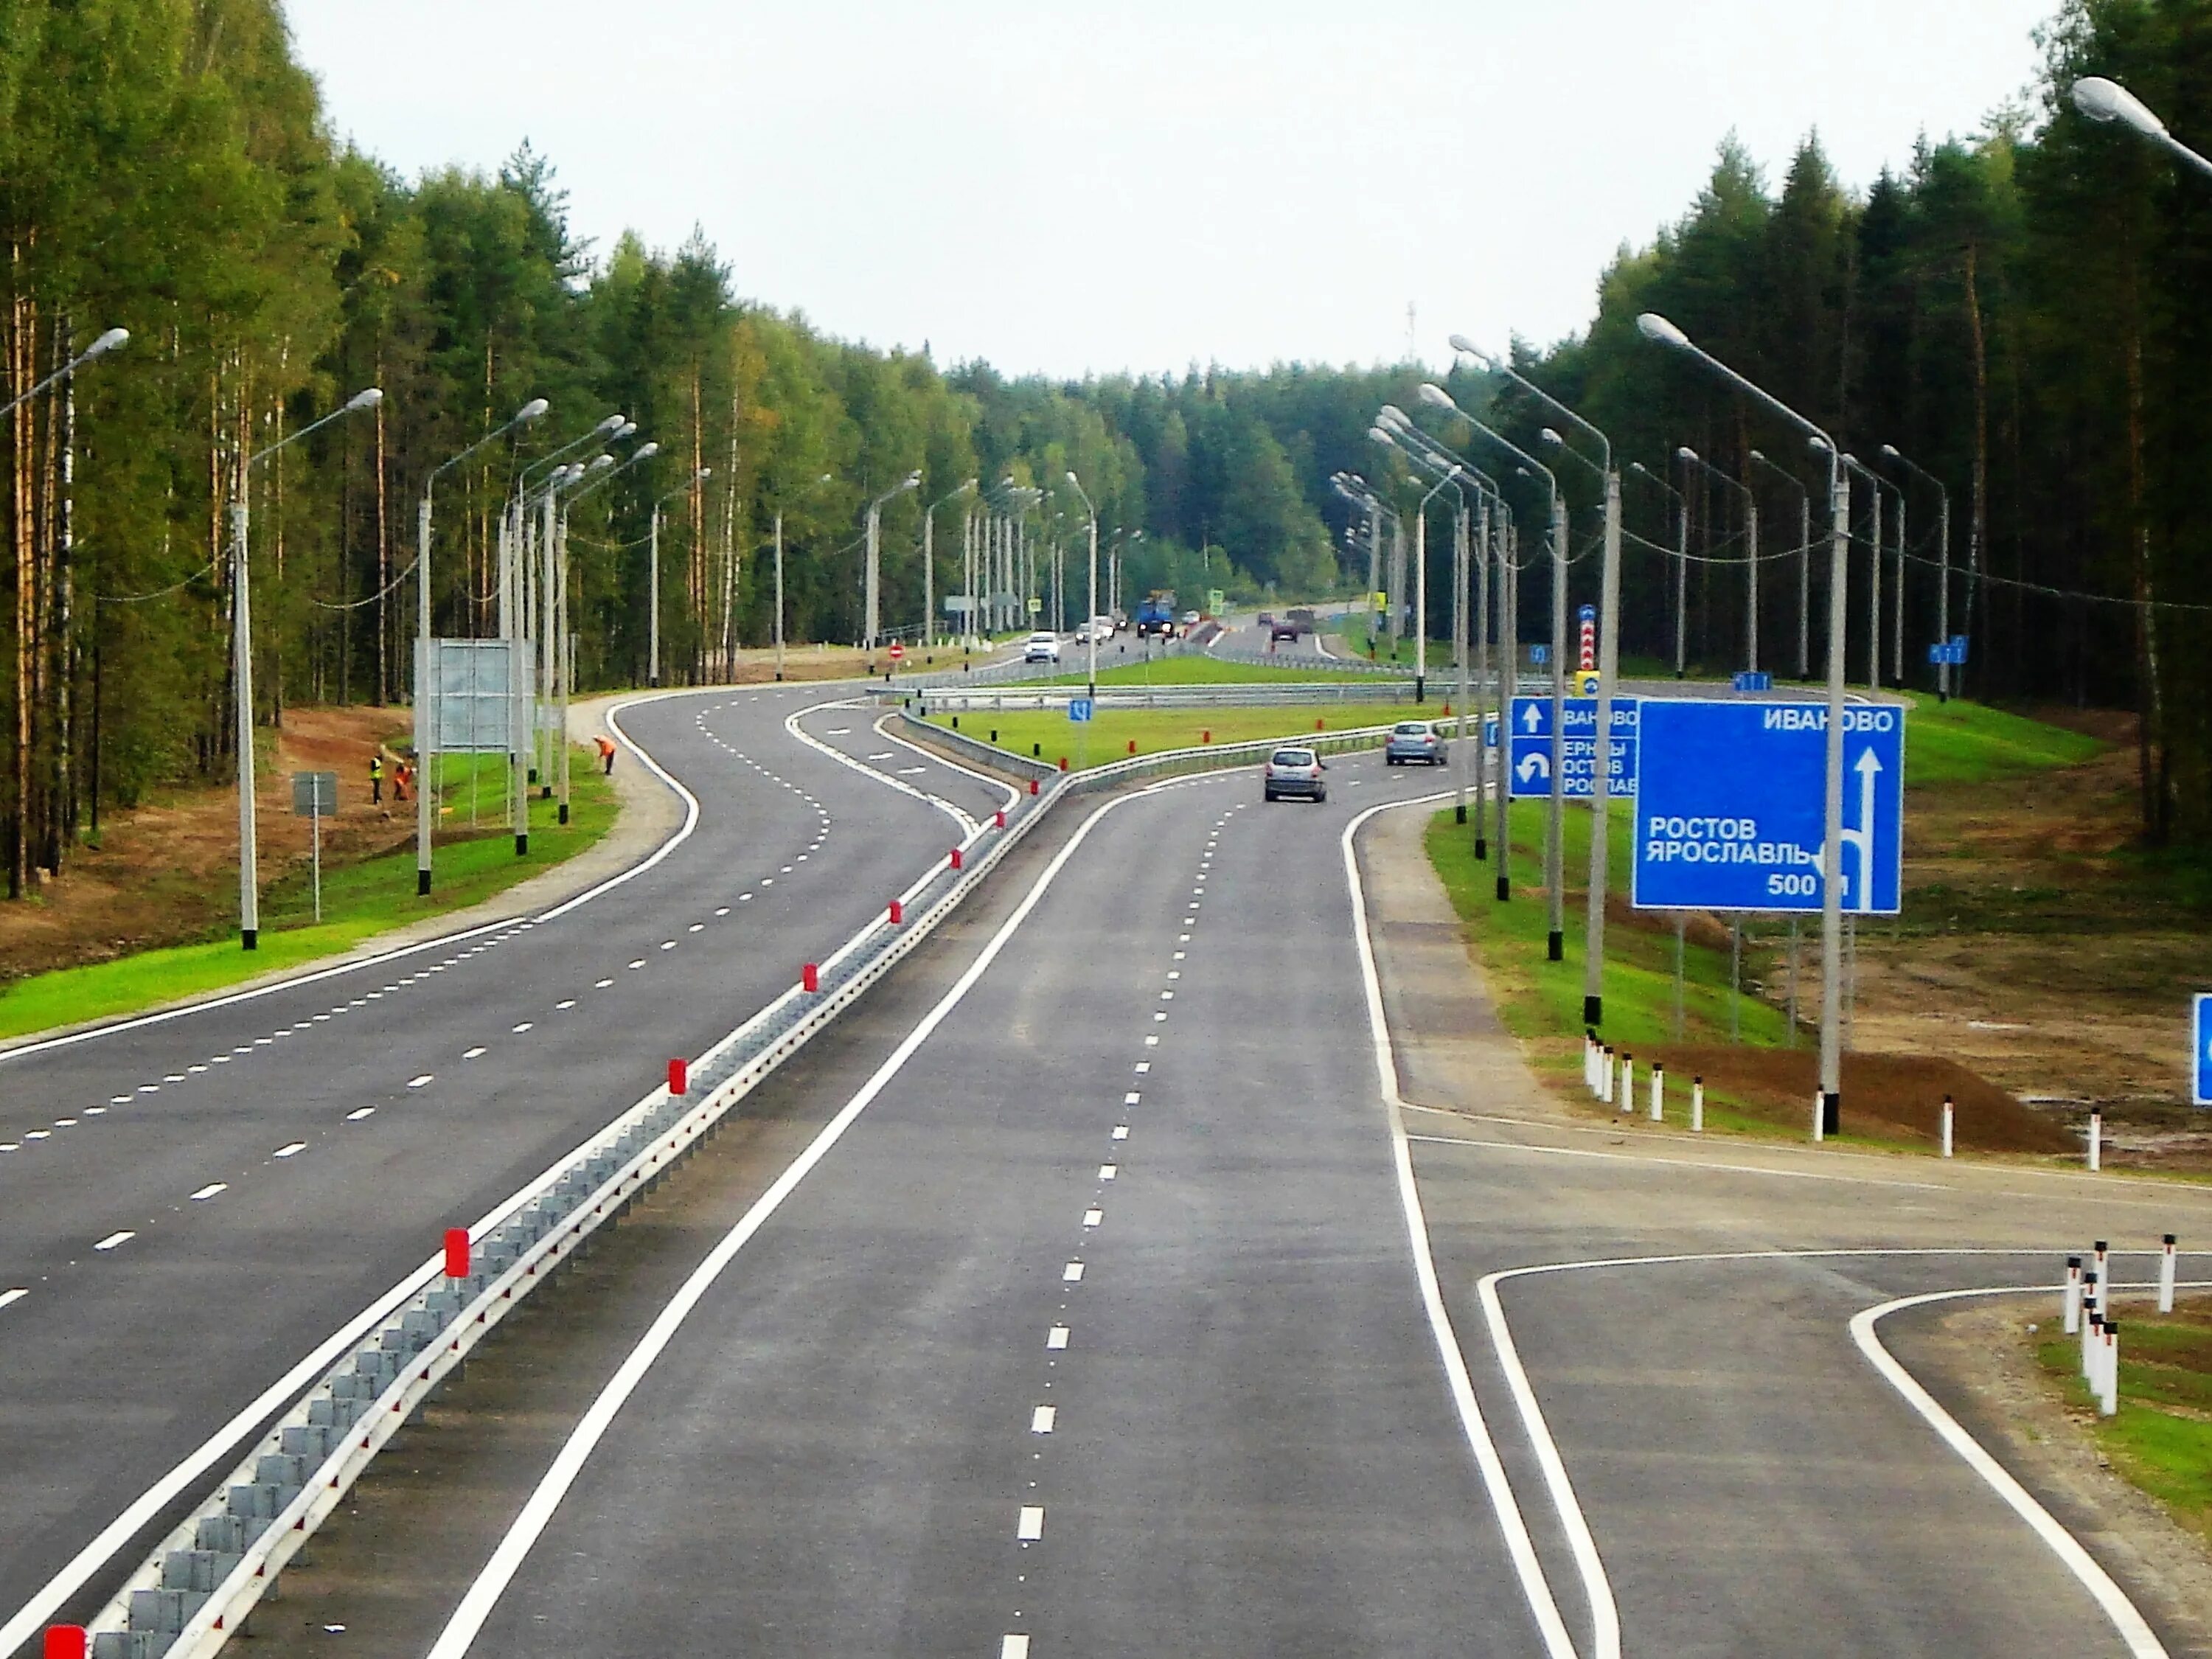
left=0, top=682, right=1014, bottom=1649
left=265, top=740, right=2206, bottom=1657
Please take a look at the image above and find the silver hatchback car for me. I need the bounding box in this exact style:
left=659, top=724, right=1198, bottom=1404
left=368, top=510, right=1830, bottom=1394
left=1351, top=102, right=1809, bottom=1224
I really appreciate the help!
left=1385, top=720, right=1446, bottom=765
left=1263, top=746, right=1327, bottom=802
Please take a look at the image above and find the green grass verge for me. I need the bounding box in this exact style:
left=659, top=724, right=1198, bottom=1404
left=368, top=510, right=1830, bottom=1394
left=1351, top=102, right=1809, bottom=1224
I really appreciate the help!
left=0, top=751, right=618, bottom=1042
left=2037, top=1315, right=2212, bottom=1539
left=925, top=704, right=1454, bottom=769
left=1034, top=653, right=1390, bottom=686
left=1902, top=697, right=2105, bottom=786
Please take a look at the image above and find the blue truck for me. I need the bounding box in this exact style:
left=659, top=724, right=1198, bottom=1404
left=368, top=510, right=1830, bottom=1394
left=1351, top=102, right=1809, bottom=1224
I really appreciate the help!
left=1133, top=591, right=1179, bottom=639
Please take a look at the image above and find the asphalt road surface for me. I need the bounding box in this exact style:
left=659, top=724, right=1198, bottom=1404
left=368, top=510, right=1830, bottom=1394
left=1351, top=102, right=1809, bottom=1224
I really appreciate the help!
left=0, top=681, right=1014, bottom=1650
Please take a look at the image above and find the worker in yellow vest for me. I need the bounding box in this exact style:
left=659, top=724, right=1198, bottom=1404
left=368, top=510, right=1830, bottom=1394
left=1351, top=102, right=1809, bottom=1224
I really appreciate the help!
left=369, top=751, right=385, bottom=806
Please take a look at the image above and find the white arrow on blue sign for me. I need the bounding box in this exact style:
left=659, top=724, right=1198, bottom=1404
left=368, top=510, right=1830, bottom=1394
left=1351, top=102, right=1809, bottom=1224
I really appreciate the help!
left=1631, top=698, right=1906, bottom=914
left=2196, top=993, right=2212, bottom=1107
left=1068, top=698, right=1094, bottom=723
left=1509, top=696, right=1638, bottom=799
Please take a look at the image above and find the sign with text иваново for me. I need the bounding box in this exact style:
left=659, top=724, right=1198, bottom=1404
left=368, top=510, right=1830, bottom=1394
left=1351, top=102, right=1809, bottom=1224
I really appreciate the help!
left=1507, top=696, right=1638, bottom=800
left=1630, top=698, right=1905, bottom=915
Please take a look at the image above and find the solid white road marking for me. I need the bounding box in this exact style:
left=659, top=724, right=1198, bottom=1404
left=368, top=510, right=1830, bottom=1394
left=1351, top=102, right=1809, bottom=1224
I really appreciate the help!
left=1047, top=1326, right=1070, bottom=1350
left=1017, top=1506, right=1045, bottom=1541
left=421, top=784, right=1154, bottom=1659
left=1406, top=1133, right=1947, bottom=1192
left=1031, top=1407, right=1057, bottom=1433
left=1340, top=791, right=1581, bottom=1659
left=93, top=1231, right=135, bottom=1252
left=190, top=1184, right=226, bottom=1202
left=0, top=1289, right=26, bottom=1311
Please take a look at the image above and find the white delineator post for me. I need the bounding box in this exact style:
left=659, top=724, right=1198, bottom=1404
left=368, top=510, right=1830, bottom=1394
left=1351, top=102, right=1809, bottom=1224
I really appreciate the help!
left=1812, top=1088, right=1825, bottom=1144
left=1691, top=1076, right=1705, bottom=1134
left=1600, top=1047, right=1615, bottom=1106
left=2064, top=1256, right=2082, bottom=1335
left=2101, top=1321, right=2120, bottom=1416
left=1618, top=1053, right=1633, bottom=1115
left=2082, top=1307, right=2100, bottom=1384
left=1941, top=1094, right=1954, bottom=1159
left=2089, top=1110, right=2104, bottom=1172
left=2160, top=1234, right=2177, bottom=1315
left=2094, top=1241, right=2110, bottom=1309
left=1649, top=1062, right=1664, bottom=1122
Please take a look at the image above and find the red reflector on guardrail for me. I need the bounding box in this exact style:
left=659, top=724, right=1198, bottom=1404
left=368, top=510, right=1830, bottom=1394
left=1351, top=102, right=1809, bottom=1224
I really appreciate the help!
left=668, top=1058, right=689, bottom=1097
left=443, top=1229, right=470, bottom=1279
left=803, top=963, right=819, bottom=993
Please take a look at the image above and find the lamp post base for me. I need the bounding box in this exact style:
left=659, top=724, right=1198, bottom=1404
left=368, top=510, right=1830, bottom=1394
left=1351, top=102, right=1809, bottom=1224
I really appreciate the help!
left=1548, top=929, right=1564, bottom=961
left=1821, top=1091, right=1841, bottom=1138
left=515, top=833, right=529, bottom=857
left=1583, top=993, right=1602, bottom=1028
left=417, top=870, right=431, bottom=897
left=558, top=803, right=569, bottom=826
left=1474, top=837, right=1487, bottom=860
left=241, top=930, right=257, bottom=952
left=1495, top=877, right=1509, bottom=902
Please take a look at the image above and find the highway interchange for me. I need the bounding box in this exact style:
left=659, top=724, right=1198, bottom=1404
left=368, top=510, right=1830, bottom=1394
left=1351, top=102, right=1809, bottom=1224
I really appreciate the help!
left=5, top=657, right=2210, bottom=1657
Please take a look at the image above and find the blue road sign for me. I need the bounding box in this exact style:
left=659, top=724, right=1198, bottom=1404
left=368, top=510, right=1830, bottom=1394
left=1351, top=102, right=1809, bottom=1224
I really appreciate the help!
left=1068, top=698, right=1094, bottom=723
left=2197, top=994, right=2212, bottom=1107
left=1509, top=696, right=1639, bottom=799
left=1733, top=671, right=1773, bottom=692
left=1927, top=641, right=1968, bottom=667
left=1529, top=644, right=1549, bottom=666
left=1631, top=698, right=1906, bottom=914
left=1484, top=715, right=1500, bottom=748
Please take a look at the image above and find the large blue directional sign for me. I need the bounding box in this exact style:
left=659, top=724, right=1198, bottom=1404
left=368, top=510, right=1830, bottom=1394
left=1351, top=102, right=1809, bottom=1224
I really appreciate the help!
left=1631, top=698, right=1905, bottom=914
left=2197, top=994, right=2212, bottom=1107
left=1509, top=697, right=1639, bottom=800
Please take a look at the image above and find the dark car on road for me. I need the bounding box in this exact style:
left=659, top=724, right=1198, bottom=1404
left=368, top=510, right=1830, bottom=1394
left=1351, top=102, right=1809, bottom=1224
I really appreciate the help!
left=1270, top=619, right=1299, bottom=641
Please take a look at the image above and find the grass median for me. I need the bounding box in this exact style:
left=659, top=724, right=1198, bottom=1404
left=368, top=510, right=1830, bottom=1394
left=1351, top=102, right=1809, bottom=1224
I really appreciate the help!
left=922, top=703, right=1461, bottom=770
left=2036, top=1305, right=2212, bottom=1540
left=0, top=751, right=617, bottom=1042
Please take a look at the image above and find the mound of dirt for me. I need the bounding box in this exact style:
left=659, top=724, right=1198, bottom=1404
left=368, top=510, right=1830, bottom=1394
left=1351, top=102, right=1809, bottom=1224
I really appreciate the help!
left=1640, top=1043, right=2076, bottom=1154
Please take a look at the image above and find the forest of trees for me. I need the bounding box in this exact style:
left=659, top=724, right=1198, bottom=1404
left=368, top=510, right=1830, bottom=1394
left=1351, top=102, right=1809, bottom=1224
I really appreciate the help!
left=1383, top=0, right=2212, bottom=845
left=4, top=0, right=2211, bottom=917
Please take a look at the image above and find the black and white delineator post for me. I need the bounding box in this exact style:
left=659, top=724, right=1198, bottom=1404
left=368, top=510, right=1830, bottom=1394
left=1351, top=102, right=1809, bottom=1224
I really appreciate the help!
left=2161, top=1234, right=2178, bottom=1315
left=2064, top=1256, right=2083, bottom=1335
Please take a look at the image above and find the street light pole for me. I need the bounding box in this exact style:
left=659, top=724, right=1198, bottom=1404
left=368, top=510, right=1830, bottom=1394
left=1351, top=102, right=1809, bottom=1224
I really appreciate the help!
left=235, top=386, right=382, bottom=948
left=1402, top=390, right=1570, bottom=961
left=1065, top=472, right=1100, bottom=700
left=1882, top=445, right=1951, bottom=698
left=2073, top=76, right=2212, bottom=181
left=925, top=479, right=977, bottom=651
left=1749, top=448, right=1812, bottom=681
left=1679, top=447, right=1759, bottom=673
left=1639, top=311, right=1849, bottom=1138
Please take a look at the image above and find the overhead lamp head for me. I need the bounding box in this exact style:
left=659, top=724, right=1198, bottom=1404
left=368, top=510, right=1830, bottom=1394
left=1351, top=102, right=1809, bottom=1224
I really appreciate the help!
left=1539, top=427, right=1565, bottom=447
left=1676, top=445, right=1699, bottom=462
left=1377, top=403, right=1408, bottom=428
left=585, top=453, right=616, bottom=474
left=1628, top=461, right=1651, bottom=476
left=2073, top=75, right=2167, bottom=136
left=1416, top=382, right=1458, bottom=414
left=1807, top=434, right=1833, bottom=454
left=818, top=473, right=833, bottom=484
left=633, top=442, right=661, bottom=462
left=1368, top=425, right=1394, bottom=445
left=345, top=387, right=384, bottom=412
left=595, top=414, right=628, bottom=436
left=1448, top=336, right=1492, bottom=372
left=614, top=421, right=639, bottom=441
left=904, top=470, right=922, bottom=487
left=86, top=327, right=131, bottom=359
left=1637, top=312, right=1690, bottom=349
left=1879, top=443, right=1902, bottom=460
left=515, top=397, right=550, bottom=424
left=1747, top=448, right=1767, bottom=463
left=696, top=465, right=713, bottom=480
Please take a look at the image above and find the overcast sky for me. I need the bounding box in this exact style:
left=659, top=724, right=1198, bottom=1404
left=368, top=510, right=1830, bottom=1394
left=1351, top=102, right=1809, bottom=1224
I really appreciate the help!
left=286, top=0, right=2056, bottom=380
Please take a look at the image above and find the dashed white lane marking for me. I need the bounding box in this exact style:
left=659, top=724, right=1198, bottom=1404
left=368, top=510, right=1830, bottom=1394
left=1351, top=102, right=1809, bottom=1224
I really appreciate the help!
left=464, top=1046, right=487, bottom=1060
left=1001, top=1636, right=1031, bottom=1658
left=660, top=941, right=678, bottom=951
left=556, top=998, right=578, bottom=1010
left=596, top=978, right=614, bottom=989
left=93, top=1231, right=135, bottom=1252
left=1124, top=1092, right=1140, bottom=1105
left=408, top=1075, right=434, bottom=1090
left=347, top=1108, right=376, bottom=1122
left=1047, top=1326, right=1070, bottom=1350
left=627, top=959, right=646, bottom=969
left=1016, top=1506, right=1046, bottom=1541
left=0, top=1144, right=18, bottom=1152
left=760, top=878, right=773, bottom=887
left=1099, top=1165, right=1116, bottom=1180
left=210, top=1056, right=230, bottom=1065
left=110, top=1095, right=131, bottom=1105
left=1112, top=1126, right=1129, bottom=1141
left=137, top=1084, right=159, bottom=1093
left=512, top=1023, right=535, bottom=1034
left=714, top=907, right=730, bottom=917
left=687, top=924, right=704, bottom=934
left=1031, top=1405, right=1057, bottom=1433
left=0, top=1289, right=27, bottom=1311
left=190, top=1183, right=227, bottom=1202
left=1134, top=1062, right=1150, bottom=1073
left=27, top=1131, right=50, bottom=1141
left=55, top=1118, right=77, bottom=1128
left=1062, top=1262, right=1085, bottom=1282
left=84, top=1108, right=105, bottom=1117
left=739, top=893, right=753, bottom=902
left=1082, top=1208, right=1104, bottom=1228
left=273, top=1142, right=307, bottom=1159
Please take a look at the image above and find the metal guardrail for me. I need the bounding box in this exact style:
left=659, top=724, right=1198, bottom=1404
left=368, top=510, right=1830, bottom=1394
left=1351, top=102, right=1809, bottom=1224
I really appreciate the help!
left=80, top=704, right=1415, bottom=1659
left=889, top=680, right=1425, bottom=712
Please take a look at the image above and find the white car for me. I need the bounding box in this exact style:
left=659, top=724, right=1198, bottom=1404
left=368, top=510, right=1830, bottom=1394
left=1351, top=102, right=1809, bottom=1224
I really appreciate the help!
left=1023, top=631, right=1062, bottom=664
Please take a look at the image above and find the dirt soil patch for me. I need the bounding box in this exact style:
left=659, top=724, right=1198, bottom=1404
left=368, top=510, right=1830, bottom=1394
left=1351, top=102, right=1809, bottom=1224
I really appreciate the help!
left=0, top=705, right=414, bottom=984
left=1638, top=1043, right=2077, bottom=1153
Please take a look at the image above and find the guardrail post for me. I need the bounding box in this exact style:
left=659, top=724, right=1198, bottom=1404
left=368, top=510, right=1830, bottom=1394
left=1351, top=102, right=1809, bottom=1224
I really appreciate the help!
left=444, top=1228, right=470, bottom=1280
left=803, top=963, right=819, bottom=993
left=668, top=1058, right=689, bottom=1097
left=2161, top=1234, right=2177, bottom=1314
left=44, top=1625, right=86, bottom=1659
